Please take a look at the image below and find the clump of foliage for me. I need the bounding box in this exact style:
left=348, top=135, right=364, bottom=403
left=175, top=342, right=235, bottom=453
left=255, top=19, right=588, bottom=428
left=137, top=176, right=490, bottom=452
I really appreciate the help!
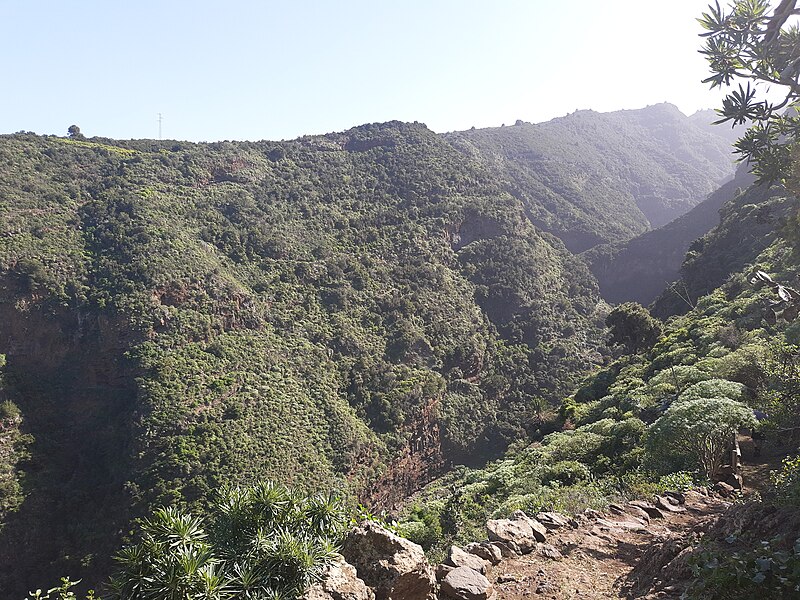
left=26, top=578, right=94, bottom=600
left=699, top=0, right=800, bottom=184
left=108, top=481, right=346, bottom=600
left=0, top=356, right=31, bottom=528
left=645, top=397, right=756, bottom=478
left=606, top=302, right=663, bottom=354
left=772, top=454, right=800, bottom=505
left=688, top=536, right=800, bottom=599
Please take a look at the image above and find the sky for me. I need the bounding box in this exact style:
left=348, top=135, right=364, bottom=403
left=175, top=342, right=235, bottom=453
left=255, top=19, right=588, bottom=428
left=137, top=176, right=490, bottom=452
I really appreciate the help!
left=0, top=1, right=733, bottom=142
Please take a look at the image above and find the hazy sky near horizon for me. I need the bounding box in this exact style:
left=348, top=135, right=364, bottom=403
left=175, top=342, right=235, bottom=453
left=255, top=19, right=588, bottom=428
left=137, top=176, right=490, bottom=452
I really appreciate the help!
left=1, top=1, right=733, bottom=141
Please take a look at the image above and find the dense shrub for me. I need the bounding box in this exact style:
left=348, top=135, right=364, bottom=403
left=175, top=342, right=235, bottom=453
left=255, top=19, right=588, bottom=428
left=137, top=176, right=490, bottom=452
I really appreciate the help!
left=645, top=397, right=756, bottom=478
left=108, top=482, right=346, bottom=600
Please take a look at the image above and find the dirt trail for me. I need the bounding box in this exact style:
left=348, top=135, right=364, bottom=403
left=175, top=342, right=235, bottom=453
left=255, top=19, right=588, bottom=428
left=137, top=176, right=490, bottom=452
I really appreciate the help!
left=484, top=491, right=729, bottom=599
left=479, top=445, right=787, bottom=600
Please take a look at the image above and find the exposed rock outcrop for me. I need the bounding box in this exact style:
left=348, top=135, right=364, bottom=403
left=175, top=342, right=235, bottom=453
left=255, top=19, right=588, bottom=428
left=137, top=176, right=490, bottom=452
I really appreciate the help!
left=341, top=521, right=436, bottom=600
left=305, top=555, right=375, bottom=600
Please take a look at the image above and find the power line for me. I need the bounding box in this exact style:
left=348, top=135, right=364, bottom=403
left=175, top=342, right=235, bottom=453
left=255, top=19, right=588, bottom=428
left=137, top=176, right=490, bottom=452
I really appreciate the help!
left=158, top=113, right=163, bottom=140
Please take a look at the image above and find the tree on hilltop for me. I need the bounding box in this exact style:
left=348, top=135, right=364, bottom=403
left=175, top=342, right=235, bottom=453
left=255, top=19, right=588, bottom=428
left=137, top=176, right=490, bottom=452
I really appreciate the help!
left=67, top=125, right=84, bottom=140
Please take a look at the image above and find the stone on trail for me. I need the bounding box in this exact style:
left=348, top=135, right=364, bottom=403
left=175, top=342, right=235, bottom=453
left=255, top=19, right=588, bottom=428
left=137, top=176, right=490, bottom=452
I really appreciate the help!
left=656, top=495, right=687, bottom=513
left=535, top=511, right=570, bottom=530
left=596, top=517, right=649, bottom=532
left=440, top=566, right=495, bottom=600
left=491, top=540, right=521, bottom=557
left=629, top=500, right=666, bottom=520
left=445, top=545, right=488, bottom=574
left=486, top=518, right=537, bottom=553
left=713, top=481, right=736, bottom=498
left=510, top=509, right=548, bottom=543
left=537, top=543, right=563, bottom=560
left=464, top=542, right=503, bottom=565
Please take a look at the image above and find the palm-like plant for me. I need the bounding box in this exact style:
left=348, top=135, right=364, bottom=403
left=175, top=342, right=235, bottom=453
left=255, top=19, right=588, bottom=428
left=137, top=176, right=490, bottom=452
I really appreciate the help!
left=108, top=507, right=228, bottom=600
left=108, top=483, right=347, bottom=600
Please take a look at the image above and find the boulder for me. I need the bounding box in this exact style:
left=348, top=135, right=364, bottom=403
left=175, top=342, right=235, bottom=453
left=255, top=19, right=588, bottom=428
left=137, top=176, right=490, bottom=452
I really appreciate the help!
left=436, top=563, right=455, bottom=582
left=445, top=545, right=487, bottom=574
left=305, top=555, right=375, bottom=600
left=655, top=495, right=687, bottom=513
left=624, top=504, right=651, bottom=524
left=486, top=518, right=536, bottom=553
left=463, top=542, right=502, bottom=565
left=535, top=511, right=570, bottom=530
left=629, top=500, right=666, bottom=520
left=509, top=510, right=547, bottom=542
left=713, top=481, right=736, bottom=498
left=664, top=491, right=686, bottom=505
left=584, top=508, right=602, bottom=520
left=608, top=503, right=628, bottom=517
left=341, top=521, right=436, bottom=600
left=440, top=566, right=495, bottom=600
left=490, top=540, right=520, bottom=557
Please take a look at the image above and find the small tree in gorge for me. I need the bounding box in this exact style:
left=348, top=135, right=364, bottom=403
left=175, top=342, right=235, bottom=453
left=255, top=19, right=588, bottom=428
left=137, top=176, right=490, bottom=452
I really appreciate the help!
left=645, top=397, right=757, bottom=479
left=605, top=302, right=663, bottom=354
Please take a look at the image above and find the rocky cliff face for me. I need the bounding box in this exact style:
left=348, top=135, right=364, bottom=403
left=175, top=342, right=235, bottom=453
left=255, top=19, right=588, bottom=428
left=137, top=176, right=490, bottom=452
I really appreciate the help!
left=365, top=398, right=445, bottom=510
left=0, top=279, right=138, bottom=594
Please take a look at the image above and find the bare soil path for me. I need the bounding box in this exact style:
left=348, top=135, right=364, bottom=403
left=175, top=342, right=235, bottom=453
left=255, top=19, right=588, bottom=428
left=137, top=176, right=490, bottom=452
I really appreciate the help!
left=486, top=493, right=730, bottom=599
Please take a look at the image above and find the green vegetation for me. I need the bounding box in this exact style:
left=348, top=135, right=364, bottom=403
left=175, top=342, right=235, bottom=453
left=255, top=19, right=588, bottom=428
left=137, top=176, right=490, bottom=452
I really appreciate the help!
left=699, top=0, right=800, bottom=184
left=683, top=452, right=800, bottom=599
left=401, top=142, right=800, bottom=560
left=605, top=302, right=663, bottom=354
left=584, top=164, right=755, bottom=306
left=446, top=104, right=736, bottom=252
left=108, top=482, right=345, bottom=600
left=0, top=124, right=606, bottom=593
left=645, top=396, right=755, bottom=478
left=688, top=535, right=800, bottom=599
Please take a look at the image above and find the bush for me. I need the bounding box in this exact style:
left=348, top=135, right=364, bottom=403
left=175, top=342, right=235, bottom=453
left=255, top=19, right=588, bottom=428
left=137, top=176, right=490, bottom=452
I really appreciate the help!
left=645, top=397, right=756, bottom=478
left=108, top=481, right=346, bottom=600
left=771, top=455, right=800, bottom=506
left=537, top=461, right=592, bottom=486
left=0, top=399, right=20, bottom=420
left=687, top=536, right=800, bottom=599
left=678, top=378, right=748, bottom=404
left=26, top=578, right=94, bottom=599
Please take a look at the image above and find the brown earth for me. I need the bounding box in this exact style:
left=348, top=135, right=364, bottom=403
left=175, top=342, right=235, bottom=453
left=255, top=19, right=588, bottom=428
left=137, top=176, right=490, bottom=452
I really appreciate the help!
left=478, top=446, right=791, bottom=600
left=482, top=491, right=728, bottom=600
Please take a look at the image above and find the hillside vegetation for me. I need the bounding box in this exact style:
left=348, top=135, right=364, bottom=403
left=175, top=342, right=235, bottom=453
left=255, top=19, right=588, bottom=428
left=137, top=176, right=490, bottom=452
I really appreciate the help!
left=585, top=165, right=755, bottom=306
left=399, top=157, right=800, bottom=594
left=0, top=124, right=605, bottom=594
left=445, top=103, right=737, bottom=253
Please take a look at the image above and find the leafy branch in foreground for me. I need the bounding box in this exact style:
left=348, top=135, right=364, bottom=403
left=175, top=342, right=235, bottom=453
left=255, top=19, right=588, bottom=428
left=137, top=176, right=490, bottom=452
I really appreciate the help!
left=699, top=0, right=800, bottom=182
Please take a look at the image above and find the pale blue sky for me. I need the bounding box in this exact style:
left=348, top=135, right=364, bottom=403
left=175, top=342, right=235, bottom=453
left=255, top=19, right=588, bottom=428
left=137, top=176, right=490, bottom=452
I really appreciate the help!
left=0, top=1, right=730, bottom=141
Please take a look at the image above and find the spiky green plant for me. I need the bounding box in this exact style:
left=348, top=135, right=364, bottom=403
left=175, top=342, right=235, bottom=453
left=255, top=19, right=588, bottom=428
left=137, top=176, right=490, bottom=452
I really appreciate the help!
left=108, top=482, right=347, bottom=600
